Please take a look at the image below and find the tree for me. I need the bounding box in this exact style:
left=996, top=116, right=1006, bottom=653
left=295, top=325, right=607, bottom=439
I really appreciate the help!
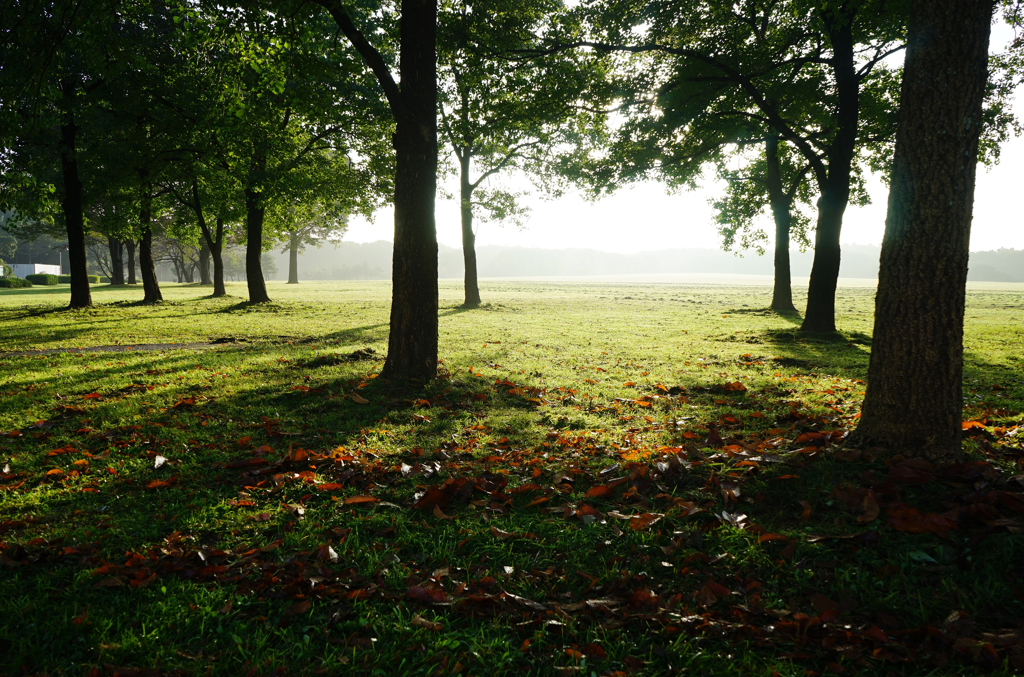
left=850, top=0, right=996, bottom=463
left=268, top=200, right=349, bottom=284
left=563, top=0, right=906, bottom=331
left=315, top=0, right=440, bottom=381
left=438, top=0, right=609, bottom=306
left=711, top=136, right=817, bottom=311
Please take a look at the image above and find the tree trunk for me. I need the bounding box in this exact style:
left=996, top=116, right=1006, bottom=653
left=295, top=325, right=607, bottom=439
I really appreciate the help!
left=800, top=16, right=859, bottom=333
left=288, top=233, right=299, bottom=284
left=379, top=0, right=438, bottom=382
left=764, top=136, right=796, bottom=312
left=851, top=0, right=993, bottom=464
left=199, top=240, right=212, bottom=285
left=59, top=78, right=91, bottom=309
left=126, top=240, right=138, bottom=284
left=460, top=155, right=480, bottom=307
left=211, top=217, right=226, bottom=297
left=107, top=235, right=125, bottom=286
left=138, top=192, right=163, bottom=303
left=244, top=185, right=271, bottom=303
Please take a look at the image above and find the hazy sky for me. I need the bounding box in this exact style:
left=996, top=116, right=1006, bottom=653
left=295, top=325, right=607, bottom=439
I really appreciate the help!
left=345, top=24, right=1024, bottom=255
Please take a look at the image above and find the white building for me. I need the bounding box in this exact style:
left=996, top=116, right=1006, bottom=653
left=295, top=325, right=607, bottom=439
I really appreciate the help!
left=8, top=263, right=62, bottom=278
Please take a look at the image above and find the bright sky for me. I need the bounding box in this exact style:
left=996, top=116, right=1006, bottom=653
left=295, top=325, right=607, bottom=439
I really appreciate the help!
left=345, top=24, right=1024, bottom=255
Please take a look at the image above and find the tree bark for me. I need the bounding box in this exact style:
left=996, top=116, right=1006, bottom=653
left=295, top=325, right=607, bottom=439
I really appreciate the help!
left=58, top=78, right=91, bottom=309
left=287, top=233, right=299, bottom=284
left=199, top=239, right=212, bottom=285
left=211, top=217, right=226, bottom=297
left=138, top=190, right=163, bottom=303
left=764, top=136, right=796, bottom=312
left=800, top=15, right=859, bottom=333
left=379, top=0, right=438, bottom=381
left=125, top=240, right=138, bottom=284
left=851, top=0, right=994, bottom=464
left=244, top=153, right=271, bottom=303
left=460, top=154, right=481, bottom=307
left=107, top=235, right=125, bottom=285
left=318, top=0, right=438, bottom=381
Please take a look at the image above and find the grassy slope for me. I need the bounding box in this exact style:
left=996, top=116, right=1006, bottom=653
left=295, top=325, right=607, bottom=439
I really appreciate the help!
left=0, top=280, right=1022, bottom=677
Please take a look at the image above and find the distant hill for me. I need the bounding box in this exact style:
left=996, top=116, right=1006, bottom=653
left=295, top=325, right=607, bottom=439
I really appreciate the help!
left=268, top=241, right=1024, bottom=283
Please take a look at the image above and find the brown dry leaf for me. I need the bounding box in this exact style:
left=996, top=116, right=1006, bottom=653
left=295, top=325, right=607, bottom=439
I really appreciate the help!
left=694, top=585, right=718, bottom=607
left=407, top=585, right=449, bottom=604
left=586, top=485, right=613, bottom=499
left=284, top=599, right=311, bottom=616
left=343, top=495, right=379, bottom=506
left=887, top=504, right=957, bottom=537
left=629, top=512, right=664, bottom=531
left=219, top=599, right=233, bottom=614
left=433, top=505, right=456, bottom=520
left=94, top=577, right=123, bottom=588
left=491, top=525, right=515, bottom=540
left=857, top=492, right=880, bottom=523
left=350, top=393, right=369, bottom=404
left=758, top=533, right=788, bottom=543
left=411, top=613, right=442, bottom=631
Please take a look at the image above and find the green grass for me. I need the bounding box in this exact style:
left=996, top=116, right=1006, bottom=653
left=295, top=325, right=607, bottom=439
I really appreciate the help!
left=1, top=280, right=1023, bottom=676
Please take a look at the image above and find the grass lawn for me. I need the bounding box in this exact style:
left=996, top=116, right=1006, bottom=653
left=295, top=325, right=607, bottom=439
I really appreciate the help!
left=1, top=279, right=1023, bottom=676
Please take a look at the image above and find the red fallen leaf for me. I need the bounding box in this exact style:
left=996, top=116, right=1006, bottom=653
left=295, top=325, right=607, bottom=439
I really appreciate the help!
left=794, top=431, right=826, bottom=446
left=774, top=474, right=800, bottom=481
left=586, top=485, right=613, bottom=499
left=260, top=539, right=282, bottom=552
left=962, top=420, right=986, bottom=430
left=45, top=468, right=64, bottom=477
left=1000, top=492, right=1024, bottom=513
left=411, top=613, right=442, bottom=631
left=888, top=461, right=936, bottom=484
left=583, top=643, right=607, bottom=659
left=722, top=381, right=747, bottom=392
left=509, top=483, right=541, bottom=494
left=694, top=585, right=717, bottom=607
left=343, top=495, right=378, bottom=506
left=811, top=593, right=841, bottom=622
left=863, top=625, right=890, bottom=642
left=172, top=397, right=196, bottom=409
left=237, top=436, right=252, bottom=446
left=71, top=610, right=89, bottom=626
left=145, top=477, right=175, bottom=490
left=224, top=458, right=268, bottom=469
left=92, top=564, right=121, bottom=576
left=758, top=533, right=788, bottom=543
left=748, top=411, right=766, bottom=419
left=315, top=483, right=345, bottom=491
left=83, top=392, right=103, bottom=400
left=799, top=500, right=812, bottom=520
left=407, top=585, right=449, bottom=604
left=526, top=496, right=550, bottom=508
left=706, top=580, right=731, bottom=597
left=412, top=487, right=448, bottom=510
left=130, top=572, right=158, bottom=588
left=630, top=512, right=664, bottom=531
left=887, top=504, right=957, bottom=537
left=284, top=599, right=311, bottom=616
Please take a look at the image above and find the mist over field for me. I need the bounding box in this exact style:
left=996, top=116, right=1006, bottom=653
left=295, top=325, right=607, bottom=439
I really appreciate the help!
left=267, top=241, right=1024, bottom=283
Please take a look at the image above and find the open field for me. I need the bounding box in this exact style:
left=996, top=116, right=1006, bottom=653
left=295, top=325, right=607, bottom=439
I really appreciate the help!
left=1, top=280, right=1023, bottom=676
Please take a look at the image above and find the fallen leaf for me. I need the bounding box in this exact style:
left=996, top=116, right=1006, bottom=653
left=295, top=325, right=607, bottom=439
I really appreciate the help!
left=411, top=613, right=442, bottom=631
left=887, top=504, right=957, bottom=537
left=284, top=599, right=311, bottom=616
left=350, top=394, right=369, bottom=404
left=491, top=526, right=515, bottom=540
left=629, top=512, right=664, bottom=531
left=857, top=492, right=880, bottom=523
left=407, top=585, right=449, bottom=604
left=586, top=485, right=613, bottom=499
left=694, top=585, right=717, bottom=607
left=433, top=505, right=456, bottom=520
left=343, top=495, right=379, bottom=506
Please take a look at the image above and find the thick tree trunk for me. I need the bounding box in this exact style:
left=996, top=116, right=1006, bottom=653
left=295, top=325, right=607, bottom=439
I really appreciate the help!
left=287, top=233, right=299, bottom=284
left=851, top=0, right=993, bottom=464
left=244, top=185, right=271, bottom=303
left=107, top=235, right=125, bottom=286
left=764, top=136, right=796, bottom=312
left=460, top=155, right=480, bottom=307
left=199, top=240, right=212, bottom=285
left=800, top=17, right=858, bottom=333
left=379, top=0, right=438, bottom=382
left=138, top=193, right=163, bottom=303
left=59, top=78, right=91, bottom=309
left=125, top=240, right=138, bottom=285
